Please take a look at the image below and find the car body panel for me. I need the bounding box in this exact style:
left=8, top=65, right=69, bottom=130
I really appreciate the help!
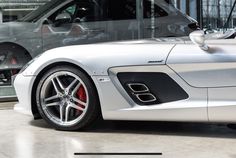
left=4, top=22, right=43, bottom=56
left=208, top=87, right=236, bottom=122
left=14, top=38, right=236, bottom=123
left=167, top=40, right=236, bottom=88
left=103, top=65, right=207, bottom=121
left=22, top=41, right=175, bottom=76
left=14, top=73, right=35, bottom=115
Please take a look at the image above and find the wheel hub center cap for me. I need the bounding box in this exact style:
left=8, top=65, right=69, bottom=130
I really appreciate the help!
left=61, top=94, right=72, bottom=103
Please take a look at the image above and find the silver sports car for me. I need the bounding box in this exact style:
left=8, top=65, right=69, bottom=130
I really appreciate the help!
left=13, top=30, right=236, bottom=130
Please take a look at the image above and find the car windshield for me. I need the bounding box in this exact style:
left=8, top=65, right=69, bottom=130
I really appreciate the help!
left=18, top=0, right=65, bottom=22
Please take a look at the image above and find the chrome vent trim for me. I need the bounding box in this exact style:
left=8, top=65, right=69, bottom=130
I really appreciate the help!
left=136, top=93, right=157, bottom=103
left=127, top=83, right=149, bottom=93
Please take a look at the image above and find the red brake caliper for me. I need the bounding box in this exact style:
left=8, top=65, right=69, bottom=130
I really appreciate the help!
left=76, top=85, right=87, bottom=112
left=10, top=57, right=18, bottom=75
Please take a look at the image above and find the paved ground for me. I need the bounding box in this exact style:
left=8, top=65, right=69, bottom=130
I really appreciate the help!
left=0, top=101, right=16, bottom=110
left=1, top=102, right=236, bottom=158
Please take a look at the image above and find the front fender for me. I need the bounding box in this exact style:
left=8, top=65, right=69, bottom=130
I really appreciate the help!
left=22, top=43, right=175, bottom=77
left=22, top=57, right=94, bottom=77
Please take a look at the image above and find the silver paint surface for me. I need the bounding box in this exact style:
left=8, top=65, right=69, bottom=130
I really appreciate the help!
left=167, top=41, right=236, bottom=87
left=14, top=38, right=236, bottom=123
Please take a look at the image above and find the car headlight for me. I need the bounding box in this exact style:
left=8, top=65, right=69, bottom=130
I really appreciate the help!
left=19, top=54, right=42, bottom=74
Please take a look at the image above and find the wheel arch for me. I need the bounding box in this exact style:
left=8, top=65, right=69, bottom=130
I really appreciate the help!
left=0, top=42, right=32, bottom=58
left=31, top=61, right=101, bottom=119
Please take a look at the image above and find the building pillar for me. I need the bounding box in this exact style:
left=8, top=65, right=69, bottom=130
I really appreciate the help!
left=175, top=0, right=181, bottom=9
left=0, top=8, right=2, bottom=23
left=189, top=0, right=197, bottom=19
left=197, top=0, right=203, bottom=28
left=180, top=0, right=186, bottom=13
left=174, top=0, right=200, bottom=26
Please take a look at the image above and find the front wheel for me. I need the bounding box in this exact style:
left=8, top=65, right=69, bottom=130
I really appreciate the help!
left=36, top=66, right=100, bottom=131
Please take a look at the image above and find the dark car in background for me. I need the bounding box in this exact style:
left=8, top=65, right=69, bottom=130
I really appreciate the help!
left=0, top=0, right=198, bottom=99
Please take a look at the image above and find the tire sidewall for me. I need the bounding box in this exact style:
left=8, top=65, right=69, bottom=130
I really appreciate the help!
left=36, top=66, right=99, bottom=131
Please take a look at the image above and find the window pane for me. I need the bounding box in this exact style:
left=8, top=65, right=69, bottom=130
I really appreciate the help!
left=143, top=0, right=196, bottom=38
left=0, top=0, right=199, bottom=98
left=143, top=0, right=168, bottom=18
left=107, top=0, right=136, bottom=20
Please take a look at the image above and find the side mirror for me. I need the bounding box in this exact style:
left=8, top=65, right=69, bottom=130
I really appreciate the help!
left=190, top=30, right=209, bottom=51
left=54, top=12, right=71, bottom=26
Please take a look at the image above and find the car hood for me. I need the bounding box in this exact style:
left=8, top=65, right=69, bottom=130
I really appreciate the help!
left=22, top=40, right=176, bottom=76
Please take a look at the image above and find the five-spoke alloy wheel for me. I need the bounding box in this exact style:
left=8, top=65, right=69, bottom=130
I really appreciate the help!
left=36, top=66, right=100, bottom=130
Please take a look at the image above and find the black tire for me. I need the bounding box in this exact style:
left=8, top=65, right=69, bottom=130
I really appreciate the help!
left=36, top=65, right=100, bottom=131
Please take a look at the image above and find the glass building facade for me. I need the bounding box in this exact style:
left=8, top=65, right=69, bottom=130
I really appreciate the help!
left=174, top=0, right=236, bottom=30
left=0, top=0, right=50, bottom=22
left=202, top=0, right=236, bottom=30
left=0, top=0, right=199, bottom=99
left=1, top=0, right=236, bottom=30
left=0, top=0, right=235, bottom=99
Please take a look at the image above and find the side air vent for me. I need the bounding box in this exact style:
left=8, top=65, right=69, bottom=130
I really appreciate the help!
left=127, top=82, right=157, bottom=104
left=118, top=72, right=189, bottom=105
left=127, top=83, right=149, bottom=93
left=136, top=93, right=157, bottom=103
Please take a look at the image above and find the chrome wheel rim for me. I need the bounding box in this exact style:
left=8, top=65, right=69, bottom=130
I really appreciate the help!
left=40, top=71, right=89, bottom=127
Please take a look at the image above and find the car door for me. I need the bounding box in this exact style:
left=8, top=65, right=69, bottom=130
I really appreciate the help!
left=167, top=40, right=236, bottom=122
left=42, top=0, right=108, bottom=52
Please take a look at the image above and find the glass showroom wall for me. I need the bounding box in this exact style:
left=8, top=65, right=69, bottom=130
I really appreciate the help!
left=0, top=0, right=198, bottom=100
left=202, top=0, right=236, bottom=31
left=173, top=0, right=236, bottom=31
